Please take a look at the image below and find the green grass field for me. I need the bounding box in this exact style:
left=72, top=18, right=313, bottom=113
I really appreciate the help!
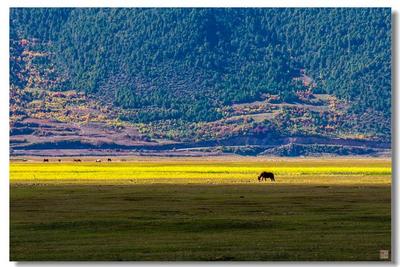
left=10, top=158, right=392, bottom=261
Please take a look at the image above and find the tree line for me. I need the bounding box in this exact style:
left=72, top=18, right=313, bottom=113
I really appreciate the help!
left=10, top=8, right=391, bottom=128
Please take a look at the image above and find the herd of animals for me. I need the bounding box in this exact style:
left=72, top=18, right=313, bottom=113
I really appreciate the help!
left=43, top=158, right=112, bottom=163
left=41, top=158, right=276, bottom=182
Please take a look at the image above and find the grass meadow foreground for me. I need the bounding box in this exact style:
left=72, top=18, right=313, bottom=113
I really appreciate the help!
left=10, top=158, right=391, bottom=261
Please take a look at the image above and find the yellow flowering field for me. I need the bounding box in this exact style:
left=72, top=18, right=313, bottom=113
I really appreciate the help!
left=9, top=158, right=391, bottom=185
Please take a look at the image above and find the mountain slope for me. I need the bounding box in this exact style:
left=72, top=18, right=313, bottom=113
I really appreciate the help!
left=9, top=8, right=391, bottom=156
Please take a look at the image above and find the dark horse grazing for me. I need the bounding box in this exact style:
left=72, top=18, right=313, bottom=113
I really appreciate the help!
left=258, top=171, right=275, bottom=182
left=43, top=158, right=49, bottom=162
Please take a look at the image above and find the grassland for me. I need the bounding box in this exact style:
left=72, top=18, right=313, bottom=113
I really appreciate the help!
left=10, top=157, right=391, bottom=261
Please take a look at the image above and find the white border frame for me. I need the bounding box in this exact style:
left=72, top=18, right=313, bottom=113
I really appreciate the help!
left=1, top=1, right=398, bottom=266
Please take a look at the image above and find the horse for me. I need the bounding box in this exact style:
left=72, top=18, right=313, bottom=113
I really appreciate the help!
left=96, top=159, right=102, bottom=162
left=107, top=158, right=112, bottom=162
left=43, top=158, right=49, bottom=162
left=258, top=171, right=275, bottom=182
left=73, top=159, right=81, bottom=162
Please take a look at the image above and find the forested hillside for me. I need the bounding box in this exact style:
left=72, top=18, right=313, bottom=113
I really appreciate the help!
left=9, top=8, right=391, bottom=156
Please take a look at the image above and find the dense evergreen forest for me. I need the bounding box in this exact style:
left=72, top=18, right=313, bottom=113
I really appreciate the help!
left=10, top=8, right=391, bottom=130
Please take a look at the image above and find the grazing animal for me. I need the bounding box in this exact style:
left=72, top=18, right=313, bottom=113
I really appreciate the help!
left=73, top=159, right=81, bottom=162
left=96, top=159, right=102, bottom=163
left=258, top=171, right=275, bottom=182
left=107, top=158, right=112, bottom=162
left=58, top=159, right=61, bottom=162
left=43, top=158, right=49, bottom=162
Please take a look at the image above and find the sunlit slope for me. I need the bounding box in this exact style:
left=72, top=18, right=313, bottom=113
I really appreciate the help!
left=10, top=159, right=391, bottom=185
